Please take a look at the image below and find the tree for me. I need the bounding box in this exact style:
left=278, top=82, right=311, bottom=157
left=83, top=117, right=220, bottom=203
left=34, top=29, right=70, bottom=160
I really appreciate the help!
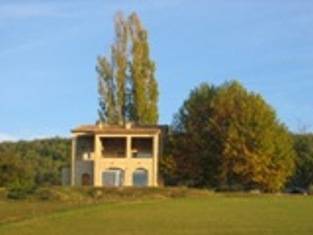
left=97, top=12, right=158, bottom=125
left=210, top=82, right=295, bottom=192
left=172, top=83, right=218, bottom=186
left=172, top=81, right=295, bottom=191
left=128, top=13, right=158, bottom=124
left=0, top=138, right=70, bottom=187
left=289, top=134, right=313, bottom=189
left=0, top=149, right=34, bottom=187
left=97, top=12, right=128, bottom=124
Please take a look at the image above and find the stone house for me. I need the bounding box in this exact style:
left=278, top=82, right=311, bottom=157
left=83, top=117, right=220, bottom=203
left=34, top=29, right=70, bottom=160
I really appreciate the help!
left=71, top=122, right=162, bottom=187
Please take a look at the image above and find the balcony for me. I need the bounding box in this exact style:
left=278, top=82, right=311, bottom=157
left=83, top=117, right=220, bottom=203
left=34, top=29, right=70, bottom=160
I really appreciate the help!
left=101, top=137, right=126, bottom=158
left=99, top=136, right=154, bottom=159
left=131, top=137, right=153, bottom=158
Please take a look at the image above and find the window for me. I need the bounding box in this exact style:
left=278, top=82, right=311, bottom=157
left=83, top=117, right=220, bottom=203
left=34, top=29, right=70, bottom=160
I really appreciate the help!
left=131, top=137, right=153, bottom=158
left=101, top=137, right=126, bottom=158
left=102, top=168, right=124, bottom=187
left=133, top=169, right=148, bottom=187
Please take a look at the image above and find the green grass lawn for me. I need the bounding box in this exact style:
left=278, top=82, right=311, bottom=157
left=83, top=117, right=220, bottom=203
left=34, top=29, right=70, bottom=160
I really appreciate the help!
left=0, top=195, right=313, bottom=235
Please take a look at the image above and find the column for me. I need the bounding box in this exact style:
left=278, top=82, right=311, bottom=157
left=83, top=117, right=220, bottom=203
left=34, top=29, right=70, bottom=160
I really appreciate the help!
left=153, top=134, right=159, bottom=186
left=124, top=135, right=132, bottom=186
left=71, top=136, right=77, bottom=186
left=126, top=135, right=132, bottom=159
left=93, top=135, right=102, bottom=186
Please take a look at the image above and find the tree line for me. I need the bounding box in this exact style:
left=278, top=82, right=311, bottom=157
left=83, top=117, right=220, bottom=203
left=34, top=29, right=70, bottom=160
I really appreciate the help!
left=0, top=138, right=70, bottom=189
left=0, top=128, right=312, bottom=192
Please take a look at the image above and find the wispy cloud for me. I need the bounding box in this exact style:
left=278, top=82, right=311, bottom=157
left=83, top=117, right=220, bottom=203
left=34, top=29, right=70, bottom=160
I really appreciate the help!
left=0, top=2, right=72, bottom=20
left=0, top=0, right=179, bottom=57
left=0, top=21, right=84, bottom=58
left=125, top=0, right=184, bottom=9
left=0, top=39, right=46, bottom=58
left=85, top=0, right=185, bottom=14
left=0, top=0, right=185, bottom=21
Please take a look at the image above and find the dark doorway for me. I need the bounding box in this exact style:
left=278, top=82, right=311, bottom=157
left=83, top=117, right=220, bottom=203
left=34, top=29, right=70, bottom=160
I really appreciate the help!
left=82, top=173, right=91, bottom=186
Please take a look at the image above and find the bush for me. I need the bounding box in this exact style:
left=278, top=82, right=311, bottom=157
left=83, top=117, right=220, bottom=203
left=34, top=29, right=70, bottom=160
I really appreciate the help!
left=87, top=188, right=104, bottom=200
left=7, top=180, right=36, bottom=200
left=0, top=187, right=7, bottom=200
left=35, top=187, right=71, bottom=201
left=35, top=188, right=56, bottom=201
left=215, top=184, right=245, bottom=192
left=308, top=185, right=313, bottom=195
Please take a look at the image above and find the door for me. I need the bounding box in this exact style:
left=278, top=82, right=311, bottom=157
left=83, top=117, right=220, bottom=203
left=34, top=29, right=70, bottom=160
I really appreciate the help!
left=82, top=173, right=91, bottom=186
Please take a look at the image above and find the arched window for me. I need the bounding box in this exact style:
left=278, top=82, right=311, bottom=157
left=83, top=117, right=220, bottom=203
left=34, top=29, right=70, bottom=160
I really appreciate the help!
left=133, top=168, right=148, bottom=187
left=102, top=168, right=124, bottom=187
left=82, top=173, right=91, bottom=186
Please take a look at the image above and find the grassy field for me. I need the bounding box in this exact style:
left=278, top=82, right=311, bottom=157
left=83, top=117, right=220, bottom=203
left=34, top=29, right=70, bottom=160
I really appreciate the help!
left=0, top=193, right=313, bottom=235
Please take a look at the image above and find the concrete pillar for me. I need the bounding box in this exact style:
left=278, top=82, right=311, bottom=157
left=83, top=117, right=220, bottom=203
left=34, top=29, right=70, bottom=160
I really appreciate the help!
left=153, top=134, right=159, bottom=186
left=124, top=136, right=132, bottom=186
left=71, top=136, right=77, bottom=186
left=126, top=135, right=132, bottom=159
left=93, top=135, right=102, bottom=186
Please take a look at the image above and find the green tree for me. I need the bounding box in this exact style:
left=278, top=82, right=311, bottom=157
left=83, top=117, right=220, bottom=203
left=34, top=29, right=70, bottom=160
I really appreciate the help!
left=0, top=149, right=34, bottom=187
left=97, top=12, right=158, bottom=125
left=172, top=83, right=218, bottom=186
left=97, top=12, right=127, bottom=124
left=172, top=81, right=295, bottom=192
left=128, top=13, right=158, bottom=124
left=289, top=134, right=313, bottom=189
left=0, top=138, right=70, bottom=187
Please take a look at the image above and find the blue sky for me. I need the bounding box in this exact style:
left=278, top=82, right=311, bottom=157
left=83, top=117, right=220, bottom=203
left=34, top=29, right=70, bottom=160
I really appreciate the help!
left=1, top=0, right=313, bottom=141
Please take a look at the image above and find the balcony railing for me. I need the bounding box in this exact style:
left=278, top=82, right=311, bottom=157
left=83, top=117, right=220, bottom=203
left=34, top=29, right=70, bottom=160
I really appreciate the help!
left=79, top=152, right=94, bottom=160
left=102, top=151, right=126, bottom=158
left=131, top=150, right=152, bottom=158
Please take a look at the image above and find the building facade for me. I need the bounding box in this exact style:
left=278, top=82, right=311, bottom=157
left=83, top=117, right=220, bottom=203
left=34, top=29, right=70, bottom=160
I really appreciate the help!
left=71, top=122, right=161, bottom=187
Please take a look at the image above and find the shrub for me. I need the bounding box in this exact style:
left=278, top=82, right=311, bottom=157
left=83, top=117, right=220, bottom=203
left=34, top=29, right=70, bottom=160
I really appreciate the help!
left=215, top=184, right=245, bottom=192
left=35, top=187, right=71, bottom=201
left=87, top=188, right=104, bottom=200
left=308, top=185, right=313, bottom=195
left=167, top=187, right=187, bottom=198
left=7, top=180, right=36, bottom=200
left=0, top=187, right=7, bottom=200
left=36, top=188, right=57, bottom=201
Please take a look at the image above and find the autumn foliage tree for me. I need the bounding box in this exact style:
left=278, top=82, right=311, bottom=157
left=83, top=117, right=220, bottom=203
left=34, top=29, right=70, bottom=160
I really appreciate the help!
left=172, top=81, right=295, bottom=192
left=211, top=82, right=295, bottom=191
left=97, top=12, right=158, bottom=125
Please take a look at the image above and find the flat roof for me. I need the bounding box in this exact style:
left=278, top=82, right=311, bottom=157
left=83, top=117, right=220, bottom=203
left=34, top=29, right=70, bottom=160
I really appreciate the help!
left=71, top=124, right=161, bottom=135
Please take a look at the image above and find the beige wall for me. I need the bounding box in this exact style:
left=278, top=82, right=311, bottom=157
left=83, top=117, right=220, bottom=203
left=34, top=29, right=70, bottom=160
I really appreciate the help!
left=94, top=158, right=155, bottom=186
left=72, top=132, right=159, bottom=187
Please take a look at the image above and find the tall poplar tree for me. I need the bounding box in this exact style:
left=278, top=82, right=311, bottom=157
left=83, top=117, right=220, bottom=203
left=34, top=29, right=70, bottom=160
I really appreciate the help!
left=97, top=12, right=159, bottom=125
left=97, top=12, right=128, bottom=124
left=128, top=13, right=158, bottom=124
